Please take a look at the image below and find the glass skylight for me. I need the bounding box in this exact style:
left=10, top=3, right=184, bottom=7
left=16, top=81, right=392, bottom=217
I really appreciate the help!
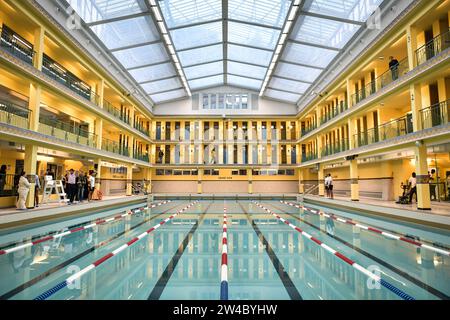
left=66, top=0, right=387, bottom=104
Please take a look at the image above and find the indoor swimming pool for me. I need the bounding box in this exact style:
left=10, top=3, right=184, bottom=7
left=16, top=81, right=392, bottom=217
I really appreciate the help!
left=0, top=199, right=448, bottom=300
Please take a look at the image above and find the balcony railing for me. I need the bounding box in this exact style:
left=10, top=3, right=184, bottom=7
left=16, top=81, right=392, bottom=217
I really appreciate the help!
left=101, top=138, right=129, bottom=157
left=0, top=101, right=31, bottom=129
left=133, top=152, right=149, bottom=162
left=320, top=105, right=341, bottom=125
left=301, top=123, right=317, bottom=136
left=301, top=151, right=318, bottom=162
left=416, top=29, right=450, bottom=66
left=0, top=25, right=35, bottom=65
left=38, top=117, right=97, bottom=148
left=134, top=122, right=150, bottom=137
left=321, top=138, right=349, bottom=157
left=420, top=99, right=450, bottom=130
left=42, top=54, right=100, bottom=105
left=353, top=114, right=413, bottom=148
left=351, top=57, right=409, bottom=106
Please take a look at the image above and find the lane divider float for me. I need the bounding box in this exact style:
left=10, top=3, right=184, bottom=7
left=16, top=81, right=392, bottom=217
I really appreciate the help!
left=280, top=200, right=450, bottom=256
left=0, top=200, right=172, bottom=256
left=253, top=201, right=415, bottom=300
left=34, top=200, right=198, bottom=300
left=220, top=206, right=228, bottom=300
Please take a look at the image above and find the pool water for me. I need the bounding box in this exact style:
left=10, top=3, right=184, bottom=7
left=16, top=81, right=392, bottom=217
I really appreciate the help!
left=0, top=199, right=448, bottom=300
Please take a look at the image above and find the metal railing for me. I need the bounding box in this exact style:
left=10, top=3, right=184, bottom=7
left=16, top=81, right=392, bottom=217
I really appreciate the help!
left=38, top=116, right=97, bottom=148
left=0, top=100, right=31, bottom=129
left=42, top=54, right=100, bottom=105
left=353, top=114, right=413, bottom=148
left=301, top=151, right=318, bottom=162
left=101, top=138, right=129, bottom=156
left=134, top=122, right=150, bottom=136
left=321, top=138, right=350, bottom=157
left=351, top=57, right=409, bottom=106
left=301, top=123, right=317, bottom=136
left=416, top=29, right=450, bottom=66
left=133, top=152, right=149, bottom=162
left=419, top=99, right=450, bottom=130
left=0, top=26, right=35, bottom=65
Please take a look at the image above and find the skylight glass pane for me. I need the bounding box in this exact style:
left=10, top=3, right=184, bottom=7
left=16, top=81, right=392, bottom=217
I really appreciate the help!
left=141, top=77, right=182, bottom=94
left=283, top=42, right=338, bottom=68
left=275, top=62, right=322, bottom=83
left=228, top=21, right=280, bottom=50
left=305, top=0, right=384, bottom=22
left=179, top=44, right=223, bottom=66
left=265, top=89, right=301, bottom=103
left=129, top=62, right=176, bottom=83
left=159, top=0, right=222, bottom=28
left=189, top=75, right=224, bottom=90
left=228, top=0, right=291, bottom=28
left=170, top=21, right=222, bottom=50
left=290, top=15, right=359, bottom=49
left=90, top=16, right=159, bottom=50
left=184, top=61, right=223, bottom=80
left=113, top=43, right=168, bottom=69
left=67, top=0, right=146, bottom=24
left=228, top=44, right=272, bottom=66
left=151, top=89, right=186, bottom=103
left=228, top=75, right=262, bottom=90
left=269, top=78, right=310, bottom=94
left=228, top=61, right=266, bottom=79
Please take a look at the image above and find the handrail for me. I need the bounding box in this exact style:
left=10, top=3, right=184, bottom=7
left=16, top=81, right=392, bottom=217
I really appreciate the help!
left=415, top=28, right=450, bottom=65
left=353, top=113, right=413, bottom=148
left=101, top=137, right=129, bottom=156
left=0, top=25, right=36, bottom=65
left=0, top=100, right=31, bottom=129
left=321, top=138, right=350, bottom=157
left=351, top=57, right=409, bottom=107
left=419, top=99, right=450, bottom=129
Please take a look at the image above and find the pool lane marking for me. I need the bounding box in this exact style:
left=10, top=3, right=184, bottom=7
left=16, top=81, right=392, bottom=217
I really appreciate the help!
left=148, top=202, right=211, bottom=300
left=280, top=200, right=450, bottom=257
left=254, top=201, right=415, bottom=300
left=267, top=202, right=449, bottom=300
left=220, top=206, right=229, bottom=300
left=239, top=202, right=303, bottom=300
left=0, top=200, right=172, bottom=256
left=0, top=201, right=185, bottom=300
left=33, top=201, right=199, bottom=300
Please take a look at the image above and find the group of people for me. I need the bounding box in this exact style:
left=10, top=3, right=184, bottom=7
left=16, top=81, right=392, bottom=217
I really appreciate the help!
left=404, top=170, right=450, bottom=204
left=61, top=169, right=96, bottom=205
left=12, top=168, right=97, bottom=210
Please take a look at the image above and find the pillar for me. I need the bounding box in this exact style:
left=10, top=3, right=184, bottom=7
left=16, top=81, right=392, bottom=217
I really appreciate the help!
left=146, top=168, right=152, bottom=194
left=33, top=26, right=45, bottom=71
left=94, top=117, right=103, bottom=149
left=28, top=83, right=41, bottom=131
left=197, top=169, right=202, bottom=194
left=348, top=118, right=356, bottom=149
left=24, top=145, right=38, bottom=208
left=350, top=159, right=359, bottom=201
left=410, top=83, right=423, bottom=132
left=406, top=25, right=418, bottom=71
left=248, top=169, right=252, bottom=194
left=318, top=164, right=324, bottom=196
left=415, top=143, right=431, bottom=210
left=95, top=158, right=102, bottom=190
left=126, top=164, right=133, bottom=196
left=298, top=169, right=304, bottom=194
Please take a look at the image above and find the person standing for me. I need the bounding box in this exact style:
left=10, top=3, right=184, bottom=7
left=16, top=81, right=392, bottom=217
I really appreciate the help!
left=88, top=170, right=96, bottom=202
left=429, top=169, right=437, bottom=201
left=389, top=56, right=399, bottom=81
left=0, top=165, right=7, bottom=194
left=77, top=171, right=86, bottom=203
left=34, top=174, right=41, bottom=207
left=327, top=174, right=334, bottom=199
left=408, top=172, right=417, bottom=204
left=324, top=174, right=330, bottom=198
left=66, top=169, right=77, bottom=204
left=16, top=171, right=30, bottom=210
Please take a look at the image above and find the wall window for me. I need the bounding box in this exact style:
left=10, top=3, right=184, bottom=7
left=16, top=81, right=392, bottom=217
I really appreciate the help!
left=200, top=93, right=251, bottom=110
